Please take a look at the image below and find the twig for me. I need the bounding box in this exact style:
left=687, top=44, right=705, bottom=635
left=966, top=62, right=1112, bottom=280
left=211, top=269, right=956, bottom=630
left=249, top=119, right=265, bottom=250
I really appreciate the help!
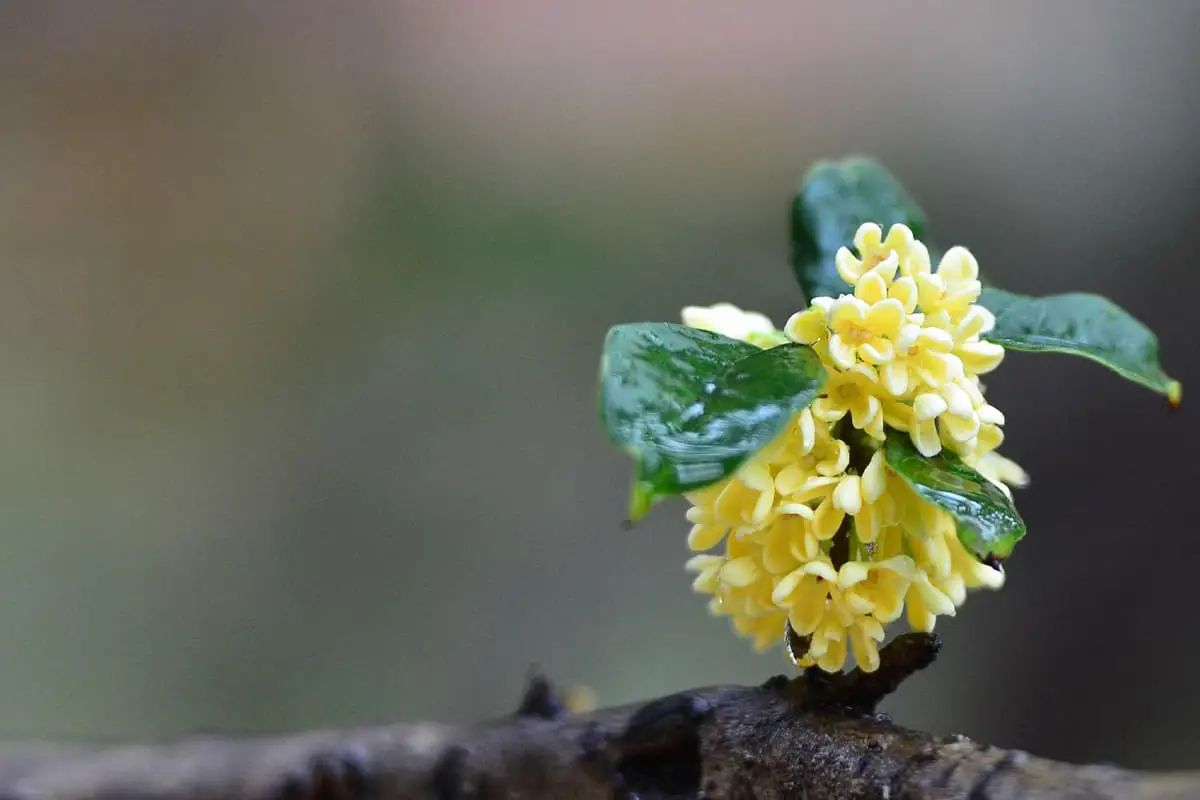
left=0, top=635, right=1194, bottom=799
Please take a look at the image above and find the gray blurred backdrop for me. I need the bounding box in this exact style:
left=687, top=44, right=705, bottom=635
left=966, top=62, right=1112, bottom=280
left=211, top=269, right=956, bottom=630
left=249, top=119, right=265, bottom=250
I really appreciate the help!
left=0, top=0, right=1197, bottom=771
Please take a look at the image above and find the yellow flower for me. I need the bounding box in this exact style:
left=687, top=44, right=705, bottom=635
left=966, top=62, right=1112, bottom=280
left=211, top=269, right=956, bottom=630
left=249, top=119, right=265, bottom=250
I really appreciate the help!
left=910, top=379, right=981, bottom=457
left=771, top=556, right=915, bottom=672
left=681, top=429, right=1016, bottom=669
left=895, top=318, right=963, bottom=392
left=686, top=535, right=789, bottom=652
left=834, top=223, right=925, bottom=286
left=784, top=297, right=834, bottom=345
left=681, top=303, right=786, bottom=348
left=827, top=296, right=906, bottom=369
left=848, top=449, right=895, bottom=543
left=812, top=365, right=885, bottom=440
left=677, top=221, right=1026, bottom=672
left=907, top=246, right=984, bottom=322
left=968, top=449, right=1030, bottom=500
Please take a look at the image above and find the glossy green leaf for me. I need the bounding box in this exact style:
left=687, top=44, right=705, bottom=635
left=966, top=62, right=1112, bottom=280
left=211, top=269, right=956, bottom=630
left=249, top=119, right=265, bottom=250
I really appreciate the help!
left=791, top=157, right=928, bottom=302
left=980, top=288, right=1181, bottom=403
left=600, top=323, right=828, bottom=519
left=884, top=432, right=1026, bottom=560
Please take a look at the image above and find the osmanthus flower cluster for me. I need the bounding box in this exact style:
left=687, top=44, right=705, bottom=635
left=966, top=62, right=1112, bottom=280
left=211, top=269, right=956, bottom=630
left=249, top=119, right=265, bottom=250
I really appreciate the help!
left=599, top=157, right=1179, bottom=674
left=681, top=223, right=1025, bottom=671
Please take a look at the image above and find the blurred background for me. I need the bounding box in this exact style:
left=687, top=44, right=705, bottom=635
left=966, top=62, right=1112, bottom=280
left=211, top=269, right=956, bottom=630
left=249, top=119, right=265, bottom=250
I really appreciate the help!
left=0, top=0, right=1196, bottom=770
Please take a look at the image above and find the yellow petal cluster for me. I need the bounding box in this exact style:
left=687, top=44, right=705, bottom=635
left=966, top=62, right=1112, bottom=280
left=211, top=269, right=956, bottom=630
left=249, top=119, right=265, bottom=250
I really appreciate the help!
left=788, top=223, right=1007, bottom=461
left=678, top=224, right=1027, bottom=672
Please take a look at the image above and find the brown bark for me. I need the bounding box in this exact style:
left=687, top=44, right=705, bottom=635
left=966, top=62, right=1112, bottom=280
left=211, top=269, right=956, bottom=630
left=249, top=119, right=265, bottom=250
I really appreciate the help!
left=0, top=635, right=1193, bottom=799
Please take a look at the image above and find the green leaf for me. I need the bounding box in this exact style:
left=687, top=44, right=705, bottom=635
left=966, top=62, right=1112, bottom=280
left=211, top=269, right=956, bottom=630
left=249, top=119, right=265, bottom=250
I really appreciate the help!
left=791, top=157, right=928, bottom=302
left=884, top=432, right=1026, bottom=560
left=600, top=323, right=828, bottom=520
left=980, top=288, right=1181, bottom=404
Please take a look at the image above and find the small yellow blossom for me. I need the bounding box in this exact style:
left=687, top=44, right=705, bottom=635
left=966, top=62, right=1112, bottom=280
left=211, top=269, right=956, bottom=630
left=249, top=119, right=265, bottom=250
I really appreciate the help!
left=785, top=297, right=833, bottom=345
left=834, top=222, right=921, bottom=285
left=812, top=365, right=885, bottom=441
left=678, top=221, right=1025, bottom=672
left=827, top=296, right=906, bottom=369
left=682, top=303, right=787, bottom=348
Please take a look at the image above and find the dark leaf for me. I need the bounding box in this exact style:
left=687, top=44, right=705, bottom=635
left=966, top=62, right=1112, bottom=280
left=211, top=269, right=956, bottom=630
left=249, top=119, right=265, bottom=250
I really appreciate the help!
left=884, top=432, right=1026, bottom=560
left=600, top=324, right=828, bottom=519
left=791, top=157, right=928, bottom=302
left=981, top=288, right=1180, bottom=403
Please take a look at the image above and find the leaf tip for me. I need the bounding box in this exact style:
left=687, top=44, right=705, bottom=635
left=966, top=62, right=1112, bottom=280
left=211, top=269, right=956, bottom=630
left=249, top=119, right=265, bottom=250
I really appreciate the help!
left=1168, top=380, right=1183, bottom=409
left=628, top=480, right=657, bottom=523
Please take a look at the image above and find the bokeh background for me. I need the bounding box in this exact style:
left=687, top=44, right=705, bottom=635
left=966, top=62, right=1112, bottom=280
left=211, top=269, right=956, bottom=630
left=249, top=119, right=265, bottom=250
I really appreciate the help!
left=0, top=0, right=1197, bottom=771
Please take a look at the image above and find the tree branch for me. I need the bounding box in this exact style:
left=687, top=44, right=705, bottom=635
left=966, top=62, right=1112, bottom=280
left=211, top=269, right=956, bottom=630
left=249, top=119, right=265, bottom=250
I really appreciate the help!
left=0, top=635, right=1194, bottom=799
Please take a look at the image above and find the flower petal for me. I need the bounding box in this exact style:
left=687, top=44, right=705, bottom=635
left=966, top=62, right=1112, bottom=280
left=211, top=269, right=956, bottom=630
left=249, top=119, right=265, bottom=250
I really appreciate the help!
left=881, top=398, right=913, bottom=431
left=903, top=241, right=933, bottom=278
left=864, top=298, right=906, bottom=336
left=911, top=419, right=942, bottom=457
left=785, top=307, right=829, bottom=344
left=817, top=439, right=850, bottom=476
left=775, top=464, right=807, bottom=495
left=917, top=326, right=954, bottom=351
left=978, top=423, right=1004, bottom=451
left=740, top=460, right=773, bottom=490
left=850, top=393, right=881, bottom=431
left=896, top=323, right=921, bottom=353
left=862, top=449, right=888, bottom=503
left=777, top=502, right=815, bottom=519
left=762, top=531, right=794, bottom=575
left=688, top=523, right=728, bottom=551
left=850, top=626, right=881, bottom=673
left=812, top=397, right=847, bottom=423
left=873, top=252, right=900, bottom=283
left=864, top=408, right=886, bottom=441
left=882, top=360, right=908, bottom=396
left=889, top=277, right=919, bottom=313
left=914, top=574, right=957, bottom=617
left=816, top=638, right=847, bottom=673
left=856, top=271, right=888, bottom=305
left=915, top=271, right=944, bottom=306
left=835, top=247, right=866, bottom=285
left=812, top=497, right=845, bottom=539
left=799, top=408, right=817, bottom=454
left=940, top=383, right=974, bottom=418
left=750, top=486, right=776, bottom=522
left=860, top=338, right=895, bottom=365
left=685, top=554, right=724, bottom=573
left=833, top=475, right=863, bottom=514
left=957, top=340, right=1006, bottom=375
left=913, top=392, right=949, bottom=421
left=828, top=334, right=858, bottom=370
left=791, top=475, right=840, bottom=498
left=691, top=569, right=720, bottom=593
left=720, top=557, right=761, bottom=588
left=907, top=598, right=937, bottom=633
left=855, top=504, right=881, bottom=543
left=978, top=404, right=1005, bottom=426
left=937, top=246, right=980, bottom=285
left=941, top=412, right=980, bottom=443
left=802, top=558, right=839, bottom=582
left=831, top=296, right=869, bottom=328
left=838, top=560, right=870, bottom=588
left=853, top=222, right=883, bottom=255
left=882, top=223, right=915, bottom=254
left=954, top=305, right=995, bottom=340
